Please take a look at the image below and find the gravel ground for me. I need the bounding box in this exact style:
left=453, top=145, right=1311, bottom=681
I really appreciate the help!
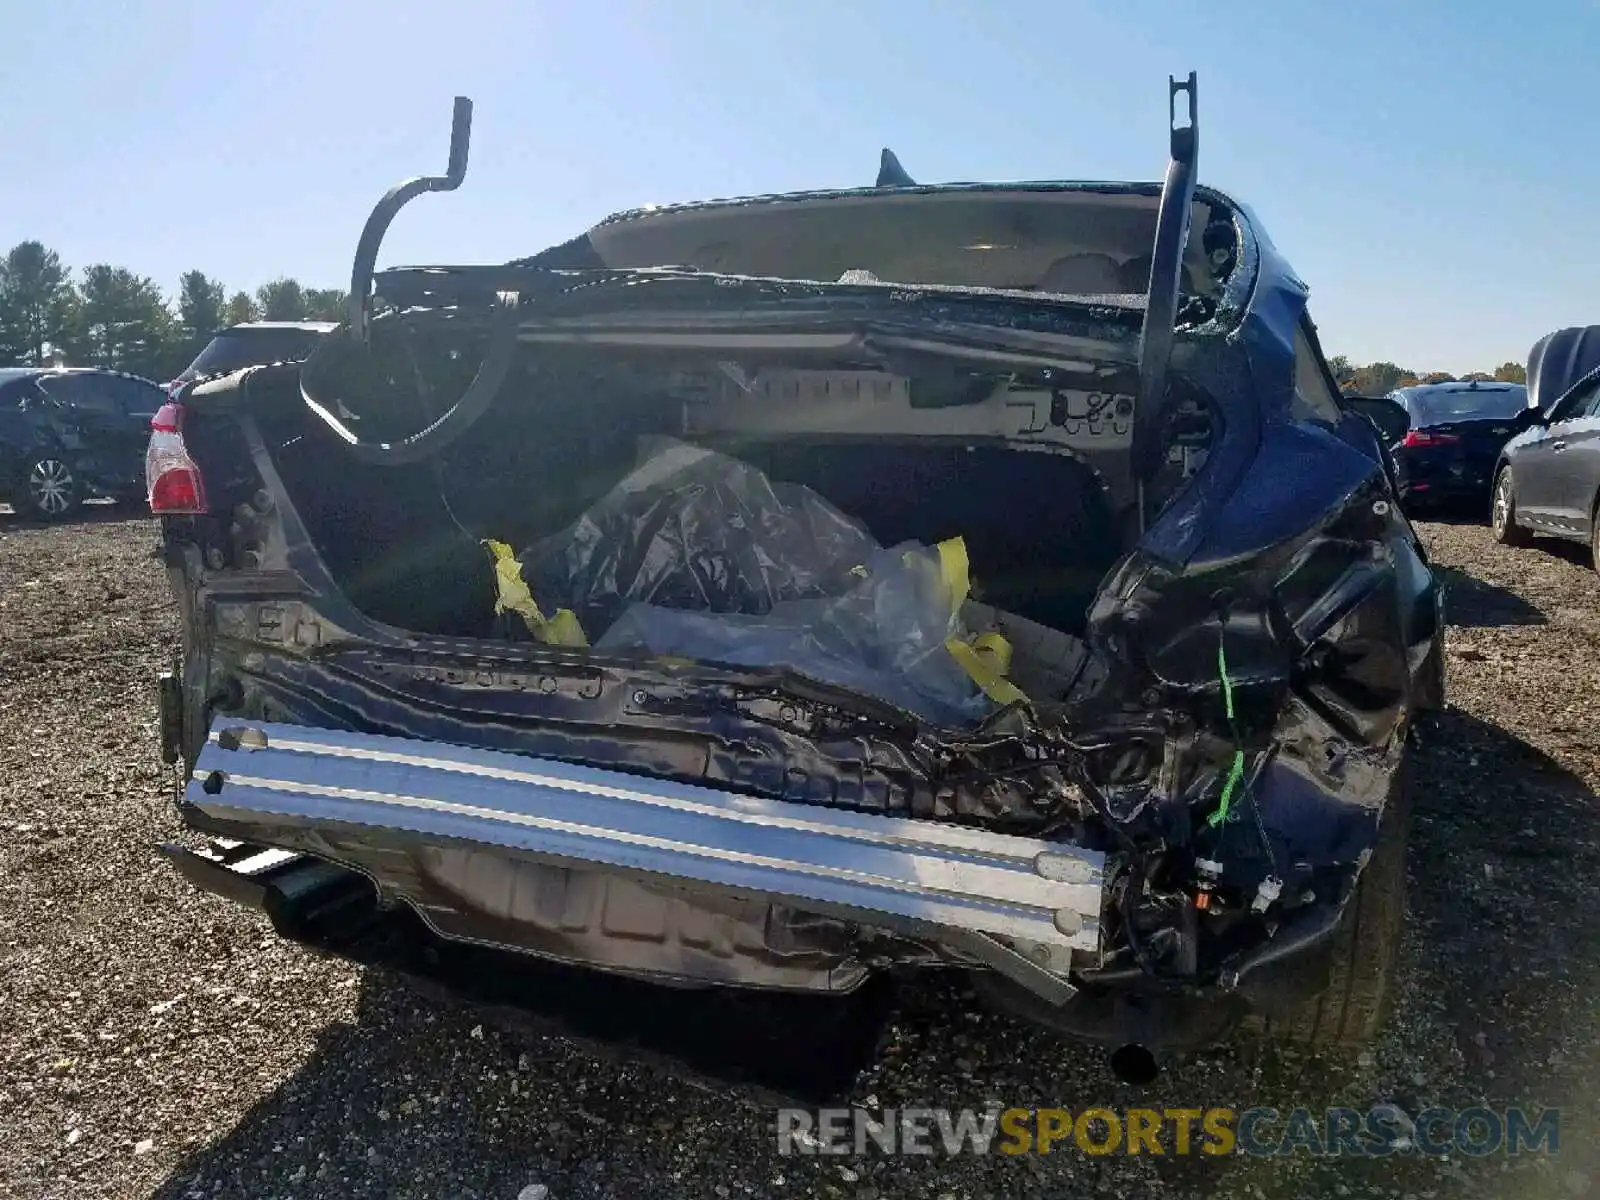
left=0, top=508, right=1595, bottom=1199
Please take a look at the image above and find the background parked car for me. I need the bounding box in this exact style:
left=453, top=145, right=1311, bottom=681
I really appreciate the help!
left=1388, top=380, right=1535, bottom=514
left=1493, top=325, right=1600, bottom=567
left=0, top=367, right=165, bottom=520
left=166, top=320, right=337, bottom=399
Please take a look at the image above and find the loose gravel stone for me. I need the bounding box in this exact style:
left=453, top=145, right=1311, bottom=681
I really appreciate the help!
left=0, top=508, right=1595, bottom=1198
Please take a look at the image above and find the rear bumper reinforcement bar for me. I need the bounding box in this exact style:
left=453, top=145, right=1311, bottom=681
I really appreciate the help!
left=184, top=721, right=1106, bottom=953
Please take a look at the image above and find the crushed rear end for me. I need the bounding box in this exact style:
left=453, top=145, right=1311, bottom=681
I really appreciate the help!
left=151, top=81, right=1442, bottom=1092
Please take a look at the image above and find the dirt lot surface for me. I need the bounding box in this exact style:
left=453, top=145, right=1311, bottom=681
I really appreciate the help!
left=0, top=510, right=1595, bottom=1199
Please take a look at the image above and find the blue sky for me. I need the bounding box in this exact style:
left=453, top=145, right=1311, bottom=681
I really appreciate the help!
left=1, top=0, right=1593, bottom=369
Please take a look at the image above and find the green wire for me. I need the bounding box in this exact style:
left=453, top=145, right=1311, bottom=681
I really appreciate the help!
left=1208, top=638, right=1243, bottom=828
left=1208, top=750, right=1246, bottom=828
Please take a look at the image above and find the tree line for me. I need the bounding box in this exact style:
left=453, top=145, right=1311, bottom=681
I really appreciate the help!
left=0, top=240, right=348, bottom=382
left=1327, top=357, right=1525, bottom=395
left=0, top=237, right=1537, bottom=392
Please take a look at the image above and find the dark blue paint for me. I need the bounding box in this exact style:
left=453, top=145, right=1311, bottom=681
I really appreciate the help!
left=1142, top=202, right=1351, bottom=568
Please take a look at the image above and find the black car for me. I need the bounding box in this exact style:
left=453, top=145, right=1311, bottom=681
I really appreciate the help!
left=0, top=367, right=165, bottom=520
left=1493, top=325, right=1600, bottom=567
left=166, top=321, right=338, bottom=399
left=1389, top=381, right=1534, bottom=512
left=151, top=85, right=1443, bottom=1095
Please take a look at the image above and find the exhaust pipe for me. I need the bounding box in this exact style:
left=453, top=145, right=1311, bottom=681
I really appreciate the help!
left=1109, top=1042, right=1160, bottom=1085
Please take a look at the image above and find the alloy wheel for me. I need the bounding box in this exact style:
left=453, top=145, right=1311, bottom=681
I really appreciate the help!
left=1492, top=470, right=1532, bottom=547
left=26, top=459, right=76, bottom=517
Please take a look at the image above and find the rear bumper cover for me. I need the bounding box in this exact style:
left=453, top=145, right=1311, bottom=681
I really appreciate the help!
left=184, top=720, right=1107, bottom=965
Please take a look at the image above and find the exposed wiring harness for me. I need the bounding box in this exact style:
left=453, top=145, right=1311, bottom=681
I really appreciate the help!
left=1207, top=636, right=1246, bottom=828
left=1206, top=624, right=1283, bottom=907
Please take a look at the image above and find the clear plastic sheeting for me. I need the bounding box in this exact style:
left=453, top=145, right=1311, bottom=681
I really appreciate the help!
left=596, top=545, right=997, bottom=726
left=523, top=441, right=880, bottom=638
left=518, top=440, right=1012, bottom=725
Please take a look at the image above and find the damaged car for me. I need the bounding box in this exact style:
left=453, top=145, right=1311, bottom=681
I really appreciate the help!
left=151, top=79, right=1442, bottom=1094
left=1, top=367, right=164, bottom=519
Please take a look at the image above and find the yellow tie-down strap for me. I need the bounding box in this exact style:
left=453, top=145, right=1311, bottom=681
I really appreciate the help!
left=483, top=540, right=589, bottom=648
left=907, top=537, right=1030, bottom=710
left=485, top=533, right=1023, bottom=705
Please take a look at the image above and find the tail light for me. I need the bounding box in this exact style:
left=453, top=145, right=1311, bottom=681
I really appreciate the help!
left=1401, top=430, right=1461, bottom=448
left=146, top=402, right=208, bottom=514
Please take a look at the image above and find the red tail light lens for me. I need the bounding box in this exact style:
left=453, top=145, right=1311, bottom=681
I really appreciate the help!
left=1401, top=430, right=1461, bottom=448
left=149, top=465, right=207, bottom=513
left=146, top=402, right=208, bottom=514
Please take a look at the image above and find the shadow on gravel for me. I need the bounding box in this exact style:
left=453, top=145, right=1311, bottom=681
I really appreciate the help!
left=144, top=969, right=1255, bottom=1200
left=1404, top=708, right=1599, bottom=1093
left=1436, top=565, right=1547, bottom=627
left=148, top=708, right=1598, bottom=1200
left=1201, top=707, right=1600, bottom=1198
left=1525, top=536, right=1596, bottom=571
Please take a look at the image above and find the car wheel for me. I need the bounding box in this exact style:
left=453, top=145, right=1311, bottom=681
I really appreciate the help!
left=1490, top=469, right=1531, bottom=546
left=1263, top=764, right=1408, bottom=1048
left=22, top=457, right=82, bottom=521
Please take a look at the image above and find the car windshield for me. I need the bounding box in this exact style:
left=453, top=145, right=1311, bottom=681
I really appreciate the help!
left=1403, top=385, right=1527, bottom=424
left=178, top=328, right=327, bottom=381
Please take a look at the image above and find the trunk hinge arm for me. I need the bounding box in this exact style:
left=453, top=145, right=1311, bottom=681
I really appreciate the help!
left=348, top=97, right=473, bottom=344
left=1132, top=72, right=1200, bottom=518
left=301, top=97, right=521, bottom=467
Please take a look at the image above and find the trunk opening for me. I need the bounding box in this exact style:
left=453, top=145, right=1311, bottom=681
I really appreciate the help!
left=255, top=343, right=1174, bottom=658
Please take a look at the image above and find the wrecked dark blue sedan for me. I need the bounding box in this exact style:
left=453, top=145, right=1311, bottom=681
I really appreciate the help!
left=147, top=80, right=1443, bottom=1097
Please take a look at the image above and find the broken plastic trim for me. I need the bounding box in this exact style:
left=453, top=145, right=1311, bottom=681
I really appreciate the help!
left=1132, top=71, right=1199, bottom=498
